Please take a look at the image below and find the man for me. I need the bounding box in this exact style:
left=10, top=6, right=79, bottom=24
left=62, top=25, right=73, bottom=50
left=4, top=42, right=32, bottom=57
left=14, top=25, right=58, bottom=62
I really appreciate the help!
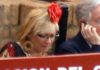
left=55, top=0, right=100, bottom=54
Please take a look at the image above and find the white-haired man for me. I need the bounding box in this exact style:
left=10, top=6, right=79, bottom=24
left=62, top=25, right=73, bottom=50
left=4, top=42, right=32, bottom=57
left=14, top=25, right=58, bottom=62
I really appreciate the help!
left=55, top=0, right=100, bottom=54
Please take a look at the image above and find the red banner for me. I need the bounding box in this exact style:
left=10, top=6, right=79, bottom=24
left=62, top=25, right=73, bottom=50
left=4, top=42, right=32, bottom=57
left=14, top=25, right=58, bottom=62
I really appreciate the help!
left=0, top=53, right=100, bottom=70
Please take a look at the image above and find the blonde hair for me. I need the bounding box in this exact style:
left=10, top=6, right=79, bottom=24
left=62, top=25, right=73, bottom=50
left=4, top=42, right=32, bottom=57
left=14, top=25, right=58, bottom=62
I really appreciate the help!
left=17, top=8, right=59, bottom=42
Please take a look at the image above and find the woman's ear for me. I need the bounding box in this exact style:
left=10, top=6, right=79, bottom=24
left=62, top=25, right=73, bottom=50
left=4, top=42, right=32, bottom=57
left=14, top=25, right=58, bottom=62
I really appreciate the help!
left=27, top=32, right=36, bottom=41
left=25, top=33, right=33, bottom=40
left=27, top=31, right=33, bottom=38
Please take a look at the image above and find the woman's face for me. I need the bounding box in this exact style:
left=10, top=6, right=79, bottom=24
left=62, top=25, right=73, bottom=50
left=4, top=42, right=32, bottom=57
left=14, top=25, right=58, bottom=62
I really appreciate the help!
left=30, top=23, right=58, bottom=53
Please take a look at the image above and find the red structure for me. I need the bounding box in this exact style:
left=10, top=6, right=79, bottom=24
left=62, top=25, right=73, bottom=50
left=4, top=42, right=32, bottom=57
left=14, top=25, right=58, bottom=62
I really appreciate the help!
left=0, top=53, right=100, bottom=70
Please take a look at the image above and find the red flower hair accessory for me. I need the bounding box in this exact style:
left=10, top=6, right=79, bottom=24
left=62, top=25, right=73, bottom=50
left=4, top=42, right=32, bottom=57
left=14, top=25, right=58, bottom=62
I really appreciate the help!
left=48, top=2, right=62, bottom=23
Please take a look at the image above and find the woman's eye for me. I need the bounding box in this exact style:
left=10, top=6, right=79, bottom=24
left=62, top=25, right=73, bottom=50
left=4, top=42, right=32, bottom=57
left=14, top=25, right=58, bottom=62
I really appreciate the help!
left=37, top=34, right=46, bottom=38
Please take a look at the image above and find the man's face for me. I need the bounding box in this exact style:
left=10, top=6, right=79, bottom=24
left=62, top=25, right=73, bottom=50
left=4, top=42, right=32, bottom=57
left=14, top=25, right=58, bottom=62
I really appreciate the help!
left=90, top=5, right=100, bottom=35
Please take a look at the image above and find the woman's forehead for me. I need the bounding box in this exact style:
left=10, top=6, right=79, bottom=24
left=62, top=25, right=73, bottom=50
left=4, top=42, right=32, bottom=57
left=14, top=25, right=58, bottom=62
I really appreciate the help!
left=38, top=24, right=57, bottom=34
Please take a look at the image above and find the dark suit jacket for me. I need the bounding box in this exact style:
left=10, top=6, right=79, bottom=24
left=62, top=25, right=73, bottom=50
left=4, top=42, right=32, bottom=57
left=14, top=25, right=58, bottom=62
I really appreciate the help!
left=55, top=32, right=100, bottom=55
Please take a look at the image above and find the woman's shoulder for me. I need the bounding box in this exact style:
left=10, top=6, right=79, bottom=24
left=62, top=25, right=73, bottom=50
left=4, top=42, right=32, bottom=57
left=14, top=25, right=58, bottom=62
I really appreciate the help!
left=1, top=42, right=26, bottom=57
left=0, top=42, right=17, bottom=57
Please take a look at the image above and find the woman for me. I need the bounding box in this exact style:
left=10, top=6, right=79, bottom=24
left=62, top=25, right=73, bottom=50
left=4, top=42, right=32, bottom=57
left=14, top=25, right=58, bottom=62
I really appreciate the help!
left=0, top=2, right=62, bottom=57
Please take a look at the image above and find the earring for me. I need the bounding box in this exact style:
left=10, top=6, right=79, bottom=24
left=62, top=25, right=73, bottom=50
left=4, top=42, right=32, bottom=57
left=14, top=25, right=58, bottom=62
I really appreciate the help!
left=23, top=41, right=33, bottom=53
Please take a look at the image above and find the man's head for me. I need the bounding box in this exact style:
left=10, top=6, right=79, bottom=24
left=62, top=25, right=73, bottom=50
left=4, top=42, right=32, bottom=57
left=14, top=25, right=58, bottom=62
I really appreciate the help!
left=76, top=0, right=100, bottom=24
left=76, top=0, right=100, bottom=35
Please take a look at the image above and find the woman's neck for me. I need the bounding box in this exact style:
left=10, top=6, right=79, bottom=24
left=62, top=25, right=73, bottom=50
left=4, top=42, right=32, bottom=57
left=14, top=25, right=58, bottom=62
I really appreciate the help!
left=17, top=41, right=47, bottom=57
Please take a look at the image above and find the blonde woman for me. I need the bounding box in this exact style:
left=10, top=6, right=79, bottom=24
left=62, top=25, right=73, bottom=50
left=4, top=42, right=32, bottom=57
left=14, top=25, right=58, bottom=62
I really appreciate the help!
left=0, top=2, right=62, bottom=57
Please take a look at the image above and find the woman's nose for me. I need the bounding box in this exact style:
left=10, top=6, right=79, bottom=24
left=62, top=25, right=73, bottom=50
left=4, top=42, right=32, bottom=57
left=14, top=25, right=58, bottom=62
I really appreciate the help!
left=45, top=38, right=53, bottom=45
